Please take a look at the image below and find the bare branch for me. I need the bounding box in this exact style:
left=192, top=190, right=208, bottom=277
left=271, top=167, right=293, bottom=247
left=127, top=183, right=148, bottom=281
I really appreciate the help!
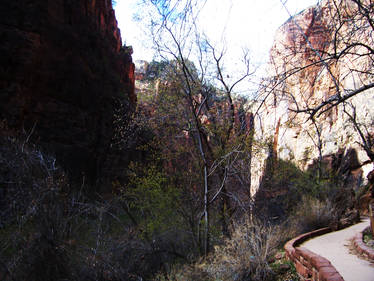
left=291, top=82, right=374, bottom=118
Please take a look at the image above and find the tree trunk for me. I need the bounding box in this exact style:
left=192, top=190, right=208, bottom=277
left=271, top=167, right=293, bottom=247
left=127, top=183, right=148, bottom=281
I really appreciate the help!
left=203, top=164, right=209, bottom=256
left=370, top=203, right=374, bottom=237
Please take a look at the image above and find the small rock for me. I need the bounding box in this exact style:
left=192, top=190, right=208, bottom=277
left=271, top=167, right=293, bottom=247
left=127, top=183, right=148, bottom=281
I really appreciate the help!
left=275, top=252, right=285, bottom=260
left=278, top=263, right=291, bottom=273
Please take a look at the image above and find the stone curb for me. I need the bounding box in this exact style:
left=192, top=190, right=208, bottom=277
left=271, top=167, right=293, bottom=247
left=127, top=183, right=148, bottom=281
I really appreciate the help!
left=352, top=231, right=374, bottom=260
left=285, top=227, right=344, bottom=281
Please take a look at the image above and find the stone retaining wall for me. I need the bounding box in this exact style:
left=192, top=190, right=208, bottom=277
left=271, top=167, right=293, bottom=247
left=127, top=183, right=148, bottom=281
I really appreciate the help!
left=284, top=228, right=344, bottom=281
left=352, top=231, right=374, bottom=260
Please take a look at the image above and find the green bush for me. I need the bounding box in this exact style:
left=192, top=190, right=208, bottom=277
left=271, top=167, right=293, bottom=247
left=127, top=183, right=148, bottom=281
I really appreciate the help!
left=120, top=162, right=183, bottom=238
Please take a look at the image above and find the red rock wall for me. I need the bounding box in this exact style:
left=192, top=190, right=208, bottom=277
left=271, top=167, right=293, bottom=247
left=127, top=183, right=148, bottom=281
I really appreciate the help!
left=0, top=0, right=135, bottom=188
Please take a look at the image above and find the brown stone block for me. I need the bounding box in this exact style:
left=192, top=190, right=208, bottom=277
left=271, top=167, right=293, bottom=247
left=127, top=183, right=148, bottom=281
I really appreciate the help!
left=297, top=247, right=321, bottom=267
left=318, top=267, right=343, bottom=281
left=294, top=251, right=302, bottom=261
left=285, top=250, right=295, bottom=260
left=310, top=255, right=331, bottom=270
left=321, top=273, right=344, bottom=281
left=285, top=240, right=296, bottom=257
left=295, top=260, right=311, bottom=278
left=298, top=247, right=318, bottom=260
left=312, top=268, right=319, bottom=281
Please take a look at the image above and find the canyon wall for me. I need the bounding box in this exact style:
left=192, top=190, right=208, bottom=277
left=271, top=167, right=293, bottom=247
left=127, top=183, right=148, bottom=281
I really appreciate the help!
left=253, top=0, right=374, bottom=196
left=0, top=0, right=135, bottom=188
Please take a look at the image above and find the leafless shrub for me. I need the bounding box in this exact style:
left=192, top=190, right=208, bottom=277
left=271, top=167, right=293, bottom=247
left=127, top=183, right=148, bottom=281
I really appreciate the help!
left=205, top=217, right=279, bottom=281
left=0, top=136, right=173, bottom=281
left=289, top=195, right=338, bottom=234
left=161, top=216, right=280, bottom=281
left=153, top=263, right=211, bottom=281
left=0, top=138, right=200, bottom=280
left=0, top=135, right=77, bottom=280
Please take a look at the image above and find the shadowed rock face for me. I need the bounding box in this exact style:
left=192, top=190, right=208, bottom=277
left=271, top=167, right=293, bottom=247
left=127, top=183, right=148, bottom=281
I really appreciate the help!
left=0, top=0, right=135, bottom=188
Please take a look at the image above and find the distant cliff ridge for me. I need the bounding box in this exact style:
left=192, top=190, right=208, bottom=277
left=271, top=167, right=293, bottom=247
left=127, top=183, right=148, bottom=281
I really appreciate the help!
left=253, top=0, right=374, bottom=194
left=0, top=0, right=135, bottom=188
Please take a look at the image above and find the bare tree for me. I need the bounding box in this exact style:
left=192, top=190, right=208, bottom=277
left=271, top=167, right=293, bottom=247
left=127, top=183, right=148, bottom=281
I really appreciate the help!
left=136, top=0, right=256, bottom=255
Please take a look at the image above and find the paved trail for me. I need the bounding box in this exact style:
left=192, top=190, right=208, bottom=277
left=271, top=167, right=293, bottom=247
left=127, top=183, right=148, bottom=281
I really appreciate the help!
left=301, top=218, right=374, bottom=281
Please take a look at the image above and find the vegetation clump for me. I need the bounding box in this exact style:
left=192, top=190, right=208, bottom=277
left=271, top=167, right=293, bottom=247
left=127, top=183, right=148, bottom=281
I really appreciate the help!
left=363, top=228, right=374, bottom=249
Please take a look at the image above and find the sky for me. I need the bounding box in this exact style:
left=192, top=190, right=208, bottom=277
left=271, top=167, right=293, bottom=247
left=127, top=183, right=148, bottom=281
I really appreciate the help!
left=114, top=0, right=318, bottom=95
left=114, top=0, right=318, bottom=63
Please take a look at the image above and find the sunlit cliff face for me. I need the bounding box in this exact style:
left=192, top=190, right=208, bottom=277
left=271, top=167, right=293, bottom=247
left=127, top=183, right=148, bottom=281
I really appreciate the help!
left=251, top=0, right=374, bottom=194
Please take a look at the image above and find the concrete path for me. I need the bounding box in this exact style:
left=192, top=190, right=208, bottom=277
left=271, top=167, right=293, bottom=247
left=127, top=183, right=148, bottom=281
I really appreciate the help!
left=301, top=218, right=374, bottom=281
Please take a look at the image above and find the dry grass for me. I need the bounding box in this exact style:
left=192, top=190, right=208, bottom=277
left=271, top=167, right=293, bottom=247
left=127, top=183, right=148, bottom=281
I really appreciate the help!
left=158, top=216, right=282, bottom=281
left=289, top=195, right=338, bottom=233
left=203, top=218, right=280, bottom=281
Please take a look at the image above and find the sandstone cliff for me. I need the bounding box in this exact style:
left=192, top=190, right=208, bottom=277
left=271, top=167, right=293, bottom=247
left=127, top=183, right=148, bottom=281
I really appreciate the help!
left=0, top=0, right=135, bottom=188
left=253, top=0, right=374, bottom=196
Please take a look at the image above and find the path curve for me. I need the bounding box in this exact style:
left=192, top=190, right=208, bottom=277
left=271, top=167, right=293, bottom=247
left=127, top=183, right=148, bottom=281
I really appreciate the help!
left=301, top=218, right=374, bottom=281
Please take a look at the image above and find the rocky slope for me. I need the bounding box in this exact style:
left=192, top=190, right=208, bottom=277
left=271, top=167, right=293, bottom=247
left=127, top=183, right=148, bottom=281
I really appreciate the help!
left=0, top=0, right=135, bottom=188
left=253, top=0, right=374, bottom=196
